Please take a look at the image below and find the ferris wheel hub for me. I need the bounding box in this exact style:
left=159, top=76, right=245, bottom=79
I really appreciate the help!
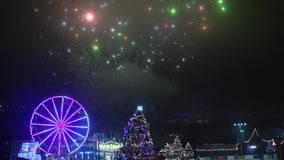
left=56, top=122, right=67, bottom=128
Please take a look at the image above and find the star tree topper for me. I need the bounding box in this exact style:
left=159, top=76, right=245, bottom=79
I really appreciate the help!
left=137, top=105, right=143, bottom=112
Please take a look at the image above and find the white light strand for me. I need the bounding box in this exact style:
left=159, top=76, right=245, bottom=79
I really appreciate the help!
left=244, top=128, right=274, bottom=144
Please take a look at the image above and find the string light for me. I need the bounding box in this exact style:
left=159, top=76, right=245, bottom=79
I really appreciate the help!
left=244, top=128, right=273, bottom=143
left=195, top=147, right=238, bottom=152
left=195, top=144, right=238, bottom=152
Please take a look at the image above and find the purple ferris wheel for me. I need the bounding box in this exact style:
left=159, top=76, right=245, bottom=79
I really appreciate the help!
left=30, top=96, right=90, bottom=156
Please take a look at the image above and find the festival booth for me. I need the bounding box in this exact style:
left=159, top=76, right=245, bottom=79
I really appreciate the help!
left=241, top=128, right=277, bottom=159
left=74, top=138, right=122, bottom=160
left=10, top=140, right=41, bottom=160
left=98, top=140, right=122, bottom=160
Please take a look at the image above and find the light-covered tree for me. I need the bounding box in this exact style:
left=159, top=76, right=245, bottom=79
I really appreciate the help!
left=120, top=106, right=155, bottom=159
left=184, top=142, right=194, bottom=158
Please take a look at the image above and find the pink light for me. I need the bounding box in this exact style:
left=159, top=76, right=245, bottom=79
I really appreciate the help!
left=85, top=12, right=95, bottom=22
left=164, top=23, right=169, bottom=29
left=199, top=5, right=204, bottom=12
left=56, top=122, right=67, bottom=128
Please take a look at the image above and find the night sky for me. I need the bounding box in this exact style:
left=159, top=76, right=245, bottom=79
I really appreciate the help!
left=0, top=0, right=283, bottom=148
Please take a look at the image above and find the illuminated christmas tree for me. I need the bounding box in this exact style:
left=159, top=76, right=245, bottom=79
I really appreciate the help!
left=158, top=136, right=195, bottom=159
left=171, top=136, right=183, bottom=157
left=120, top=106, right=156, bottom=159
left=184, top=142, right=194, bottom=158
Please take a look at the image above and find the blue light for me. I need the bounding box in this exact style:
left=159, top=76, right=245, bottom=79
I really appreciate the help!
left=137, top=105, right=143, bottom=112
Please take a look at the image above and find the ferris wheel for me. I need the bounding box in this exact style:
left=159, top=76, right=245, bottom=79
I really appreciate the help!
left=30, top=96, right=90, bottom=156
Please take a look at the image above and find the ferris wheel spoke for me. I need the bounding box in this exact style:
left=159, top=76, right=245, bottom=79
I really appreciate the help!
left=62, top=100, right=74, bottom=122
left=32, top=127, right=56, bottom=136
left=34, top=112, right=57, bottom=124
left=61, top=129, right=71, bottom=153
left=31, top=123, right=56, bottom=127
left=58, top=130, right=62, bottom=156
left=38, top=128, right=58, bottom=147
left=65, top=127, right=86, bottom=138
left=60, top=97, right=65, bottom=122
left=66, top=116, right=88, bottom=125
left=63, top=128, right=80, bottom=147
left=52, top=98, right=60, bottom=121
left=47, top=129, right=60, bottom=153
left=42, top=103, right=58, bottom=123
left=64, top=107, right=83, bottom=123
left=66, top=125, right=89, bottom=129
left=38, top=146, right=47, bottom=154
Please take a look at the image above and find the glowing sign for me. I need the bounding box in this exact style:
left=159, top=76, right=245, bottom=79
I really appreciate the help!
left=99, top=141, right=122, bottom=151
